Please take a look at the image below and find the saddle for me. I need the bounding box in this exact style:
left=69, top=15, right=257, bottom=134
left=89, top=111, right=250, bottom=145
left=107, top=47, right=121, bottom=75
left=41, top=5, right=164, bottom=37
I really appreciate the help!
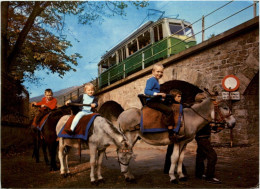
left=140, top=104, right=183, bottom=133
left=138, top=94, right=183, bottom=133
left=58, top=113, right=100, bottom=140
left=31, top=112, right=52, bottom=131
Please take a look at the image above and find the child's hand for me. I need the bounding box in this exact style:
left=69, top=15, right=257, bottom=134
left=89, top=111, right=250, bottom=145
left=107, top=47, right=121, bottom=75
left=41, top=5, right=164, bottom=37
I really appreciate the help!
left=90, top=103, right=96, bottom=108
left=157, top=93, right=166, bottom=98
left=65, top=100, right=71, bottom=106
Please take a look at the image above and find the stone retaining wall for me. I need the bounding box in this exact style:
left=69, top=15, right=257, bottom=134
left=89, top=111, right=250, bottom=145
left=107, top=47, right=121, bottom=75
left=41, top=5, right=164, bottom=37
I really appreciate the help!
left=97, top=17, right=259, bottom=145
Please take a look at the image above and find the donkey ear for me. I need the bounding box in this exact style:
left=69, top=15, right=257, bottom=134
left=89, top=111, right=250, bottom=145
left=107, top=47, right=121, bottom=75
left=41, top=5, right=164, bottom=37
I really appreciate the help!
left=204, top=88, right=219, bottom=96
left=204, top=88, right=212, bottom=96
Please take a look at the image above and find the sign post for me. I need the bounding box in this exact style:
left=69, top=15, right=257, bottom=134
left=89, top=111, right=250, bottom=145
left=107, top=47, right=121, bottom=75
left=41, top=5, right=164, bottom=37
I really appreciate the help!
left=221, top=75, right=240, bottom=147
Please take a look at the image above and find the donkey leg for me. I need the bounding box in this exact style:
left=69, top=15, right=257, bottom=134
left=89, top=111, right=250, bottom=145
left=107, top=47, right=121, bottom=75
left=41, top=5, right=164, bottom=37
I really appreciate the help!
left=89, top=145, right=97, bottom=184
left=97, top=150, right=105, bottom=183
left=49, top=142, right=58, bottom=171
left=177, top=144, right=187, bottom=181
left=58, top=139, right=68, bottom=177
left=169, top=143, right=180, bottom=183
left=42, top=139, right=50, bottom=165
left=32, top=131, right=40, bottom=163
left=64, top=149, right=70, bottom=176
left=122, top=132, right=136, bottom=182
left=122, top=165, right=136, bottom=183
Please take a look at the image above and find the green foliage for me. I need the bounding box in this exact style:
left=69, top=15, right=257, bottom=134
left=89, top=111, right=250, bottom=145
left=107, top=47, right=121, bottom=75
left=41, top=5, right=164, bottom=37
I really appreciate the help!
left=2, top=1, right=148, bottom=84
left=208, top=33, right=216, bottom=39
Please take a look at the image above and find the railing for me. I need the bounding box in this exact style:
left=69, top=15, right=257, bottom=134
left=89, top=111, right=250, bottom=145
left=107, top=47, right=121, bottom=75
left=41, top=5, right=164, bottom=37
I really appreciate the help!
left=55, top=79, right=97, bottom=106
left=99, top=36, right=195, bottom=88
left=58, top=1, right=259, bottom=105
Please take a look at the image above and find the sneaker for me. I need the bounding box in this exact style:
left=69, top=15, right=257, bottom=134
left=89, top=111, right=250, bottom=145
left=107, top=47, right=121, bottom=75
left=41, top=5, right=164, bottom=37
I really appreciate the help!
left=64, top=129, right=74, bottom=135
left=195, top=174, right=206, bottom=179
left=206, top=177, right=222, bottom=184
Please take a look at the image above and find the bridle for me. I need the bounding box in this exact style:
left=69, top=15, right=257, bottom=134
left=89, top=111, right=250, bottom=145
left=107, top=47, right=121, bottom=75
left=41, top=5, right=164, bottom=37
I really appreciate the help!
left=117, top=148, right=132, bottom=168
left=210, top=100, right=233, bottom=133
left=190, top=99, right=233, bottom=133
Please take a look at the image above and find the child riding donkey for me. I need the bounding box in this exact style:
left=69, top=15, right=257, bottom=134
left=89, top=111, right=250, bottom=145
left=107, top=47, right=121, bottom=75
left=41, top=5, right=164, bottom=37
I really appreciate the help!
left=64, top=83, right=98, bottom=135
left=144, top=64, right=184, bottom=142
left=31, top=88, right=57, bottom=129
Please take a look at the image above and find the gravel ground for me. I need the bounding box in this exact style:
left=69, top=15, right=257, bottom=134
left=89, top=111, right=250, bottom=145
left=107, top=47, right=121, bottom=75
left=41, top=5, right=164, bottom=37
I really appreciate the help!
left=1, top=140, right=259, bottom=188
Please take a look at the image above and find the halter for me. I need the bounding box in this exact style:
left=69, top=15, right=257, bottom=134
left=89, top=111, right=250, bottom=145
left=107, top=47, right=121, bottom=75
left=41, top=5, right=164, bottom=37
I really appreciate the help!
left=116, top=148, right=133, bottom=167
left=190, top=99, right=233, bottom=133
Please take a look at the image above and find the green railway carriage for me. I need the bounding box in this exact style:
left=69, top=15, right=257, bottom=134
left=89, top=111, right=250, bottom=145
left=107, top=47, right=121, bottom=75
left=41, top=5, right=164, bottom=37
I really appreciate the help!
left=98, top=17, right=196, bottom=88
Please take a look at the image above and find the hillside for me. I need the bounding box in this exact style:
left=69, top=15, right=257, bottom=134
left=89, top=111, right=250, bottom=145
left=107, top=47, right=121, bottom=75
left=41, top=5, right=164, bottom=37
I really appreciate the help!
left=30, top=86, right=79, bottom=102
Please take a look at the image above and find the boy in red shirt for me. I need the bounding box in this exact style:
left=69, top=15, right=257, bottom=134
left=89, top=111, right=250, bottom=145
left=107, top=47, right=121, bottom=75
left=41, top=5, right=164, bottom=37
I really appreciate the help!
left=32, top=88, right=57, bottom=126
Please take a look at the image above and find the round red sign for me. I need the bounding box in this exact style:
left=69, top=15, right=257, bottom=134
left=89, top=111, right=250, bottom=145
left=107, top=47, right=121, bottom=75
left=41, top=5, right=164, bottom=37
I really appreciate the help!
left=222, top=75, right=240, bottom=91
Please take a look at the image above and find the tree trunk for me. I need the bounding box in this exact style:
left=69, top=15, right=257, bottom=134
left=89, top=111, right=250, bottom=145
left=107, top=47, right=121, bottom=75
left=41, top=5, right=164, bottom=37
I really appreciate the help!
left=6, top=1, right=51, bottom=73
left=1, top=1, right=9, bottom=74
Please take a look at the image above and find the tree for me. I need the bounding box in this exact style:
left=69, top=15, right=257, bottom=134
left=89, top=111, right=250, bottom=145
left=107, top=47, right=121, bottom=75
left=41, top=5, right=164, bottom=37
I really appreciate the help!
left=1, top=1, right=148, bottom=123
left=1, top=1, right=148, bottom=84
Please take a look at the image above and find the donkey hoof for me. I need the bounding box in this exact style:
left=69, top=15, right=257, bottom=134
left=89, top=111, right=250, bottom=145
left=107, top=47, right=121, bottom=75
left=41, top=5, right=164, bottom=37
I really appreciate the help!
left=98, top=179, right=105, bottom=184
left=170, top=179, right=178, bottom=184
left=125, top=177, right=136, bottom=183
left=179, top=176, right=188, bottom=182
left=50, top=167, right=58, bottom=172
left=91, top=181, right=99, bottom=186
left=61, top=174, right=67, bottom=178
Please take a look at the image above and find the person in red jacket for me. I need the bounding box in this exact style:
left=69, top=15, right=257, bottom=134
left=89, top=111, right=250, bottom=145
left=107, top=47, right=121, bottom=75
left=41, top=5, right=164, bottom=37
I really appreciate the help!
left=32, top=88, right=57, bottom=126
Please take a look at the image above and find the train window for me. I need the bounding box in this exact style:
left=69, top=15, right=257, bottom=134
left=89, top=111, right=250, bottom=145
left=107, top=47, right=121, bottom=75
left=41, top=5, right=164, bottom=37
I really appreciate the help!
left=153, top=26, right=158, bottom=42
left=128, top=39, right=137, bottom=56
left=108, top=54, right=116, bottom=67
left=100, top=60, right=108, bottom=73
left=122, top=47, right=126, bottom=59
left=158, top=24, right=163, bottom=40
left=169, top=23, right=184, bottom=35
left=118, top=49, right=123, bottom=63
left=138, top=31, right=151, bottom=49
left=153, top=24, right=163, bottom=42
left=184, top=25, right=194, bottom=37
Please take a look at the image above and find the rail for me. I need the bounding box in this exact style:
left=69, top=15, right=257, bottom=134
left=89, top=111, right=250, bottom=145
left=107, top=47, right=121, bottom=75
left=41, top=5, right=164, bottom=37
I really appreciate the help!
left=59, top=1, right=259, bottom=105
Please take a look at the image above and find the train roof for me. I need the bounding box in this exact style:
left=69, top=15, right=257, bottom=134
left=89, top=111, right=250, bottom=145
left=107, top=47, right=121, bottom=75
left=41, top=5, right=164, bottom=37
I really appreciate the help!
left=99, top=17, right=192, bottom=64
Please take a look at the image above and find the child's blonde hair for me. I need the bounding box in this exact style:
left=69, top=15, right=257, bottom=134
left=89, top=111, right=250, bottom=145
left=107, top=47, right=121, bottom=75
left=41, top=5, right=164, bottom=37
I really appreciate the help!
left=152, top=63, right=164, bottom=71
left=84, top=83, right=95, bottom=90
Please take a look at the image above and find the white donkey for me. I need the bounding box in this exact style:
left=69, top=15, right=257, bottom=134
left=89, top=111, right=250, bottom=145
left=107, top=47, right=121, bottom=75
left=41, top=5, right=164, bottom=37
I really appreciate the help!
left=56, top=115, right=133, bottom=184
left=116, top=92, right=236, bottom=183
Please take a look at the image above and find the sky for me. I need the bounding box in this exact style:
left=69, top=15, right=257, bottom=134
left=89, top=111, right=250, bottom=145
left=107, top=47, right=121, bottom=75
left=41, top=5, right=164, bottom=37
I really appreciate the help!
left=24, top=1, right=258, bottom=98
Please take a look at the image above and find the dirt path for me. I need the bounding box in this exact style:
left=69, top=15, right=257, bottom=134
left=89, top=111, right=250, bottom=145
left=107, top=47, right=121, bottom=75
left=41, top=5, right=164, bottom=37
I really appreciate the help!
left=1, top=141, right=259, bottom=188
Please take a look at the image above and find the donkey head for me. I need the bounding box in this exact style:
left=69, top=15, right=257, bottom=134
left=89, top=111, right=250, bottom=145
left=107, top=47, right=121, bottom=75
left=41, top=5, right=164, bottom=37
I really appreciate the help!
left=199, top=88, right=236, bottom=131
left=117, top=140, right=133, bottom=173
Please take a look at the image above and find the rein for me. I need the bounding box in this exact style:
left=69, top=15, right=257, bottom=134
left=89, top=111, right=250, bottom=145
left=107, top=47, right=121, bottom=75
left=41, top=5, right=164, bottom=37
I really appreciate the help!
left=211, top=100, right=233, bottom=133
left=190, top=107, right=211, bottom=123
left=190, top=99, right=232, bottom=133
